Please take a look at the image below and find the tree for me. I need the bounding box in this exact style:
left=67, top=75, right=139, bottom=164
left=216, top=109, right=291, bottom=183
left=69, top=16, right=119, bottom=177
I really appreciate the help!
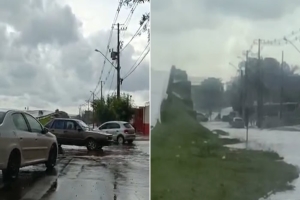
left=92, top=93, right=135, bottom=124
left=227, top=57, right=300, bottom=113
left=194, top=78, right=224, bottom=114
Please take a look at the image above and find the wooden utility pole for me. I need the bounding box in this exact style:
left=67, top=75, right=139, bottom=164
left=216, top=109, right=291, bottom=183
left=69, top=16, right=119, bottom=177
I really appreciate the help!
left=240, top=69, right=244, bottom=117
left=244, top=50, right=249, bottom=148
left=90, top=91, right=95, bottom=129
left=100, top=81, right=104, bottom=100
left=116, top=23, right=121, bottom=98
left=257, top=39, right=263, bottom=128
left=279, top=51, right=284, bottom=119
left=86, top=100, right=90, bottom=112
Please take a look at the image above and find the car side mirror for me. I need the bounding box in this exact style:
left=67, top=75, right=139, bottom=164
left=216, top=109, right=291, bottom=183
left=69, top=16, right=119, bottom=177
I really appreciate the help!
left=77, top=128, right=83, bottom=132
left=42, top=127, right=48, bottom=134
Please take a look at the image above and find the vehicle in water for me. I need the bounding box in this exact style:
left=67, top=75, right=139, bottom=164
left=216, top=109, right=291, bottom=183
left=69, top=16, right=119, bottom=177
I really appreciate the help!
left=0, top=109, right=58, bottom=181
left=96, top=121, right=136, bottom=144
left=45, top=118, right=113, bottom=151
left=229, top=117, right=245, bottom=128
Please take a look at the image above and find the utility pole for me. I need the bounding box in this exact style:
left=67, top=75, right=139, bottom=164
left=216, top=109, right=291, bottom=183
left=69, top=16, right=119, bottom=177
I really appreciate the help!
left=244, top=50, right=249, bottom=148
left=78, top=105, right=81, bottom=117
left=240, top=69, right=244, bottom=118
left=86, top=100, right=90, bottom=112
left=279, top=50, right=284, bottom=119
left=100, top=81, right=104, bottom=100
left=116, top=23, right=121, bottom=98
left=256, top=39, right=263, bottom=128
left=90, top=91, right=95, bottom=129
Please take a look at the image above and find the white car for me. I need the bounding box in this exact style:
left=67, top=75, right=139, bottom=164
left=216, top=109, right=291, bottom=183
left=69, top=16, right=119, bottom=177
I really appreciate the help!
left=0, top=109, right=58, bottom=181
left=97, top=121, right=136, bottom=144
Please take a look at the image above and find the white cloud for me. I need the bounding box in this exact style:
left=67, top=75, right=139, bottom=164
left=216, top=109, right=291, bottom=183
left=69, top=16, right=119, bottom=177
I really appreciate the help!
left=151, top=0, right=300, bottom=83
left=0, top=0, right=149, bottom=114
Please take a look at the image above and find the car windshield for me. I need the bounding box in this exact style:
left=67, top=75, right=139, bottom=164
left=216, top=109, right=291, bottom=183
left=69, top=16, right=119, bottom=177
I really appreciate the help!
left=0, top=111, right=6, bottom=124
left=77, top=120, right=89, bottom=130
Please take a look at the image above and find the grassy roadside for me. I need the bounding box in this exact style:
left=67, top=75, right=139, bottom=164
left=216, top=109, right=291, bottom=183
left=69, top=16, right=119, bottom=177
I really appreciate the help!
left=151, top=95, right=299, bottom=200
left=39, top=116, right=52, bottom=125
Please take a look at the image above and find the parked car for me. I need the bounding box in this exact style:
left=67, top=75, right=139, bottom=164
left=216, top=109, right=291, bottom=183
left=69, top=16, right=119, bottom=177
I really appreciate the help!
left=44, top=118, right=113, bottom=151
left=97, top=121, right=136, bottom=144
left=229, top=117, right=245, bottom=128
left=0, top=109, right=58, bottom=181
left=196, top=112, right=208, bottom=122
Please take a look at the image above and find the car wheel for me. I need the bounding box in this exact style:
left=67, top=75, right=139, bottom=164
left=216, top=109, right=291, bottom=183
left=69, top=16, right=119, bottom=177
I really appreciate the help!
left=2, top=150, right=21, bottom=181
left=117, top=136, right=125, bottom=145
left=45, top=144, right=57, bottom=170
left=127, top=140, right=133, bottom=144
left=86, top=139, right=98, bottom=151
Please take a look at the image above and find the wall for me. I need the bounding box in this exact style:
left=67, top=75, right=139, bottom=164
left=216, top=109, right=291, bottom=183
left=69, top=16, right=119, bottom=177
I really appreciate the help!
left=143, top=105, right=149, bottom=135
left=151, top=69, right=170, bottom=127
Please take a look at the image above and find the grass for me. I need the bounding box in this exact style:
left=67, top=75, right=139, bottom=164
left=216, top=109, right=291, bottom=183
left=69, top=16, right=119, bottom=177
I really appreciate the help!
left=39, top=115, right=52, bottom=125
left=151, top=94, right=299, bottom=200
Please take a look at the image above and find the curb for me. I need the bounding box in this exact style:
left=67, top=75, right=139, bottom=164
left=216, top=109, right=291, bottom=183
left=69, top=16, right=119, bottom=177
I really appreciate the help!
left=136, top=135, right=149, bottom=141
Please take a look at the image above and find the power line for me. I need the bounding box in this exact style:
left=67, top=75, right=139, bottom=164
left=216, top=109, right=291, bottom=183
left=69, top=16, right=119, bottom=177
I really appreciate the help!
left=124, top=1, right=138, bottom=27
left=90, top=0, right=123, bottom=101
left=109, top=68, right=116, bottom=92
left=123, top=47, right=149, bottom=80
left=100, top=60, right=117, bottom=96
left=124, top=42, right=149, bottom=77
left=121, top=19, right=149, bottom=52
left=246, top=28, right=300, bottom=56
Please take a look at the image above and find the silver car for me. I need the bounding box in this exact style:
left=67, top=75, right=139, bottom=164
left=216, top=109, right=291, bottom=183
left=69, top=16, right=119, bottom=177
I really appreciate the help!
left=230, top=117, right=245, bottom=128
left=97, top=121, right=136, bottom=144
left=0, top=109, right=58, bottom=181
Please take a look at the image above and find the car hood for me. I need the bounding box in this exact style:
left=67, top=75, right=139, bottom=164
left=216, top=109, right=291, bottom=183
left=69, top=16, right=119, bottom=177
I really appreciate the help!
left=86, top=130, right=112, bottom=136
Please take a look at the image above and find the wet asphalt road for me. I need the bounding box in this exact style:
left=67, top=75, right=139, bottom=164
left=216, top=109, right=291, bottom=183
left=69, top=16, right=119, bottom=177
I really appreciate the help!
left=0, top=141, right=149, bottom=200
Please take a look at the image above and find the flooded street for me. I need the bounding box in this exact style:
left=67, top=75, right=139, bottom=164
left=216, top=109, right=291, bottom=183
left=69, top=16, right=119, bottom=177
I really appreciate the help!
left=203, top=121, right=300, bottom=200
left=0, top=141, right=149, bottom=200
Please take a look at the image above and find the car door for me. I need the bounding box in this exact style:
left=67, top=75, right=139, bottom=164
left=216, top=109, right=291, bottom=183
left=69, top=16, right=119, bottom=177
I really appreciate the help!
left=12, top=113, right=38, bottom=163
left=23, top=113, right=49, bottom=160
left=63, top=120, right=84, bottom=145
left=99, top=123, right=109, bottom=133
left=109, top=123, right=121, bottom=135
left=50, top=119, right=66, bottom=144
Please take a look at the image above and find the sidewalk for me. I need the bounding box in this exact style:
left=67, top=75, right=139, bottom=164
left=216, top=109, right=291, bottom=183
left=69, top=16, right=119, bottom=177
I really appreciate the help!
left=136, top=134, right=149, bottom=141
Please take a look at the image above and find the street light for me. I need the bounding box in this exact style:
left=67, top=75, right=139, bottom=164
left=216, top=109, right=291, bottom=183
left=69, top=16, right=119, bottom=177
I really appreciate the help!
left=95, top=49, right=117, bottom=69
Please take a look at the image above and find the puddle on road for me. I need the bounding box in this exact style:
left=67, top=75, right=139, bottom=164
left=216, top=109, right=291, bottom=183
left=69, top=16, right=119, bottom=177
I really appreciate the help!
left=0, top=168, right=58, bottom=200
left=0, top=142, right=149, bottom=200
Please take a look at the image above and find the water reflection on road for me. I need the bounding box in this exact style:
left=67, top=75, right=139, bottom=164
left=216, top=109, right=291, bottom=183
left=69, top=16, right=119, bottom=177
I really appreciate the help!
left=0, top=141, right=149, bottom=200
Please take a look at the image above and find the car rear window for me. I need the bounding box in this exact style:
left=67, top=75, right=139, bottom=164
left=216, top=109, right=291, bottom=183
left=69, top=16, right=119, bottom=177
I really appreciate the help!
left=0, top=111, right=7, bottom=124
left=123, top=123, right=133, bottom=129
left=235, top=118, right=243, bottom=122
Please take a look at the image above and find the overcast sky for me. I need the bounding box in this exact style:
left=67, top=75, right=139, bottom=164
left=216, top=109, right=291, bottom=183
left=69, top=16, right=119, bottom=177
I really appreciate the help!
left=0, top=0, right=149, bottom=114
left=151, top=0, right=300, bottom=83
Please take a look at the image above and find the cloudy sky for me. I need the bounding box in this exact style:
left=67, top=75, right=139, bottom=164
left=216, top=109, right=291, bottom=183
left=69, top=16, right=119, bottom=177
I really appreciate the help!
left=151, top=0, right=300, bottom=83
left=0, top=0, right=149, bottom=114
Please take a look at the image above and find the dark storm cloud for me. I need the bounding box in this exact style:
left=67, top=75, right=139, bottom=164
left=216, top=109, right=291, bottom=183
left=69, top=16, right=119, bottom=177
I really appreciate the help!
left=0, top=0, right=81, bottom=47
left=201, top=0, right=300, bottom=21
left=151, top=0, right=300, bottom=34
left=0, top=0, right=149, bottom=109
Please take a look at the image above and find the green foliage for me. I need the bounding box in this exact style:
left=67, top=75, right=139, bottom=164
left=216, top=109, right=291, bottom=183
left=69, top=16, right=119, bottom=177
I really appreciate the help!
left=39, top=116, right=52, bottom=125
left=123, top=0, right=150, bottom=37
left=194, top=77, right=224, bottom=111
left=151, top=94, right=299, bottom=200
left=227, top=57, right=300, bottom=112
left=92, top=93, right=134, bottom=123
